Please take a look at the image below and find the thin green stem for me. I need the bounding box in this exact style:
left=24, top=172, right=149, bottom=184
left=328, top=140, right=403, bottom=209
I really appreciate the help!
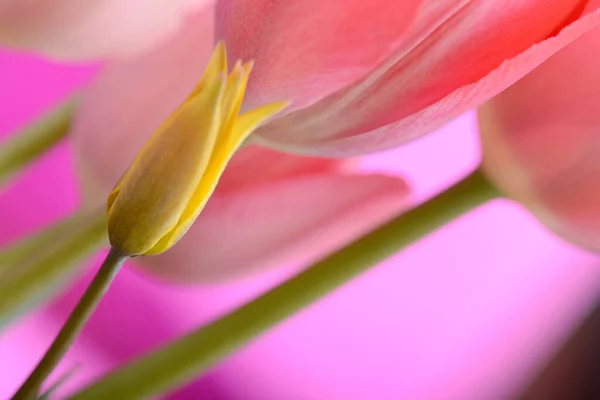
left=0, top=99, right=75, bottom=186
left=12, top=248, right=126, bottom=400
left=71, top=168, right=500, bottom=400
left=0, top=210, right=108, bottom=327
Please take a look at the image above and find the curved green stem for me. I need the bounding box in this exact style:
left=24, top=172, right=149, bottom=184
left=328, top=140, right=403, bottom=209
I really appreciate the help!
left=0, top=98, right=75, bottom=186
left=71, top=168, right=500, bottom=400
left=12, top=247, right=126, bottom=400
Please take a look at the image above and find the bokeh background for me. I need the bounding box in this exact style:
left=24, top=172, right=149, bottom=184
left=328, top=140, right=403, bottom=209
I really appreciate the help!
left=1, top=48, right=600, bottom=399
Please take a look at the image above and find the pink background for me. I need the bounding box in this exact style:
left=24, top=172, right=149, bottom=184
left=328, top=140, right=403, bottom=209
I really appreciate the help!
left=1, top=48, right=600, bottom=399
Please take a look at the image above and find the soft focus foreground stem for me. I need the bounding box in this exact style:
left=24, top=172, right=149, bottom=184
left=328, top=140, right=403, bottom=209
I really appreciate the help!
left=12, top=248, right=126, bottom=400
left=0, top=213, right=81, bottom=273
left=72, top=168, right=499, bottom=399
left=0, top=99, right=75, bottom=186
left=0, top=210, right=108, bottom=328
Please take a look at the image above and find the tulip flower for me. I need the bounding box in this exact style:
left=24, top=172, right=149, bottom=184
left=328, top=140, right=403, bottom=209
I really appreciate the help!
left=0, top=0, right=213, bottom=59
left=479, top=1, right=600, bottom=250
left=73, top=0, right=600, bottom=281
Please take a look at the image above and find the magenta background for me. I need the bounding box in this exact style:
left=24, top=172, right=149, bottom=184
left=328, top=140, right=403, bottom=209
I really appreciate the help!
left=1, top=48, right=600, bottom=399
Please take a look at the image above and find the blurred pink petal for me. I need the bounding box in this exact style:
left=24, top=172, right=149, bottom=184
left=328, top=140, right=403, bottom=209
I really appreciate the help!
left=72, top=8, right=216, bottom=191
left=0, top=0, right=213, bottom=59
left=217, top=0, right=600, bottom=156
left=479, top=1, right=600, bottom=250
left=142, top=146, right=409, bottom=282
left=71, top=10, right=409, bottom=281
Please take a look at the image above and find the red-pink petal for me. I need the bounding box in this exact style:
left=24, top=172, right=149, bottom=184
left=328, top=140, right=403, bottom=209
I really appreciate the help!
left=0, top=0, right=213, bottom=59
left=216, top=0, right=420, bottom=111
left=233, top=0, right=600, bottom=156
left=479, top=0, right=600, bottom=250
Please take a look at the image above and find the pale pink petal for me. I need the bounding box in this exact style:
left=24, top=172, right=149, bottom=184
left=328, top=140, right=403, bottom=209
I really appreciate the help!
left=0, top=0, right=213, bottom=59
left=479, top=0, right=600, bottom=250
left=71, top=7, right=215, bottom=197
left=235, top=1, right=600, bottom=156
left=141, top=153, right=409, bottom=282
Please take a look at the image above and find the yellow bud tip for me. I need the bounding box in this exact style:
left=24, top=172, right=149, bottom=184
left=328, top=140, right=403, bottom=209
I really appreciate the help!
left=106, top=43, right=288, bottom=257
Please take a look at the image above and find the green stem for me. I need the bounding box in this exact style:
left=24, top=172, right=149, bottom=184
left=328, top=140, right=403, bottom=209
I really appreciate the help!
left=0, top=210, right=108, bottom=327
left=12, top=248, right=126, bottom=400
left=71, top=168, right=500, bottom=400
left=0, top=213, right=81, bottom=273
left=0, top=99, right=75, bottom=186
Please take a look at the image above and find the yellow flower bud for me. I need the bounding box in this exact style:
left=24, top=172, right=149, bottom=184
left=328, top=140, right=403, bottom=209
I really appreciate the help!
left=106, top=42, right=288, bottom=256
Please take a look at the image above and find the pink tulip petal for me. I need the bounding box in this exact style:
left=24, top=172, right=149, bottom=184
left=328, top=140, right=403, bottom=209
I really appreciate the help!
left=139, top=154, right=409, bottom=282
left=216, top=0, right=420, bottom=111
left=245, top=1, right=600, bottom=156
left=216, top=144, right=349, bottom=191
left=479, top=1, right=600, bottom=250
left=0, top=0, right=213, bottom=59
